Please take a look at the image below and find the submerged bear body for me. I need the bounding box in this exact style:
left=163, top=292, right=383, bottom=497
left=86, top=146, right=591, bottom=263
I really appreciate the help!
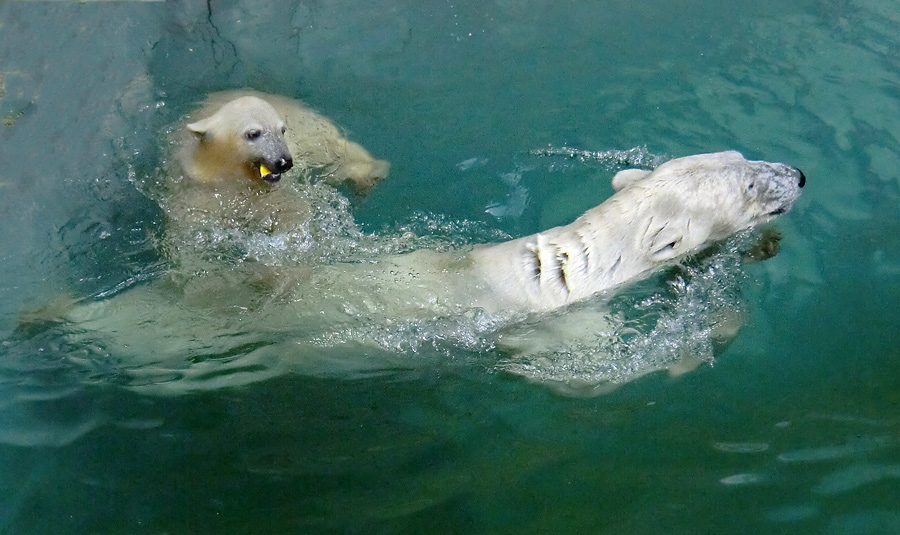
left=64, top=151, right=803, bottom=366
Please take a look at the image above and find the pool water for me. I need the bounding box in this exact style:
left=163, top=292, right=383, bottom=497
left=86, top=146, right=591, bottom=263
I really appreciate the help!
left=1, top=1, right=900, bottom=533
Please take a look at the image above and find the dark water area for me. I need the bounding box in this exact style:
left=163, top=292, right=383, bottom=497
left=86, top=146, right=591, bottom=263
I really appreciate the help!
left=1, top=1, right=900, bottom=533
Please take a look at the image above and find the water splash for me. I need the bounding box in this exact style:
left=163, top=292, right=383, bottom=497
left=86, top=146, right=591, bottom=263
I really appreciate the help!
left=530, top=145, right=670, bottom=170
left=10, top=137, right=762, bottom=400
left=497, top=232, right=754, bottom=395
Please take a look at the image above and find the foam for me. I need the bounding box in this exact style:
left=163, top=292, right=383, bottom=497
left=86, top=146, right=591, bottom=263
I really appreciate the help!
left=497, top=232, right=753, bottom=395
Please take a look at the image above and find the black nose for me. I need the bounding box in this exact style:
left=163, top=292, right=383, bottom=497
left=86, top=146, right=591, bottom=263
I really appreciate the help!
left=273, top=157, right=293, bottom=173
left=795, top=167, right=806, bottom=188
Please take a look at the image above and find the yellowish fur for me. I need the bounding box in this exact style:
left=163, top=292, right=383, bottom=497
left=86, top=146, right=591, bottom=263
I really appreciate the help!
left=177, top=90, right=389, bottom=192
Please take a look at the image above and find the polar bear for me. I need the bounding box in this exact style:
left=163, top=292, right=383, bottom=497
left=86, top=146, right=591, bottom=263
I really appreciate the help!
left=25, top=151, right=804, bottom=392
left=281, top=151, right=805, bottom=320
left=164, top=90, right=389, bottom=237
left=177, top=89, right=389, bottom=190
left=466, top=150, right=805, bottom=312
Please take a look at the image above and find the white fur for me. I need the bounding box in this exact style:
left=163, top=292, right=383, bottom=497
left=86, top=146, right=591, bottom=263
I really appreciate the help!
left=176, top=89, right=389, bottom=191
left=163, top=90, right=391, bottom=265
left=57, top=151, right=803, bottom=392
left=468, top=151, right=804, bottom=311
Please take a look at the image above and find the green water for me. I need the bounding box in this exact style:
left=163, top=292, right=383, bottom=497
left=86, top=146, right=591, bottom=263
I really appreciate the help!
left=2, top=0, right=900, bottom=533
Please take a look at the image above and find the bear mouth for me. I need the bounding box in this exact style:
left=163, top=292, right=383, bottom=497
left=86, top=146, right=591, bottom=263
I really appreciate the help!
left=258, top=164, right=282, bottom=184
left=767, top=201, right=795, bottom=217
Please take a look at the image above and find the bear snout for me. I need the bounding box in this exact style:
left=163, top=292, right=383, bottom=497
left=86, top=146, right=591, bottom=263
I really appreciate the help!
left=273, top=156, right=293, bottom=174
left=795, top=167, right=806, bottom=188
left=258, top=156, right=293, bottom=183
left=259, top=157, right=293, bottom=183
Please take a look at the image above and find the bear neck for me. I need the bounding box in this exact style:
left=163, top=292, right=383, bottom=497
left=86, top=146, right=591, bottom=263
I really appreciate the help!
left=467, top=187, right=676, bottom=312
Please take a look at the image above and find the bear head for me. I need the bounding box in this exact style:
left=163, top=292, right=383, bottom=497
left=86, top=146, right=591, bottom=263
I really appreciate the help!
left=185, top=96, right=294, bottom=186
left=613, top=151, right=805, bottom=262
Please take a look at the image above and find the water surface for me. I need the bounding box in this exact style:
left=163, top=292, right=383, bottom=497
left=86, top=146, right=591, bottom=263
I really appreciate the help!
left=1, top=0, right=899, bottom=533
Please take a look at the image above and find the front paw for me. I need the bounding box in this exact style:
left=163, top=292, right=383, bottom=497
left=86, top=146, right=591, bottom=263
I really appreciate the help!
left=742, top=225, right=782, bottom=263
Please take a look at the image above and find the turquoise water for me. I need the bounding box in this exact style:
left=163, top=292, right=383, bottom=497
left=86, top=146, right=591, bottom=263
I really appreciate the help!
left=2, top=0, right=900, bottom=533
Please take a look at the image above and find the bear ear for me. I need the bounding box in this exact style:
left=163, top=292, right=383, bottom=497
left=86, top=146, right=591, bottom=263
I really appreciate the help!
left=611, top=168, right=651, bottom=192
left=186, top=117, right=215, bottom=139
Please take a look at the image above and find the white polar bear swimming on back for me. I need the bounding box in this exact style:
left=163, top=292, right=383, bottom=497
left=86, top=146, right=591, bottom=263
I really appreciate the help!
left=35, top=150, right=804, bottom=393
left=294, top=151, right=804, bottom=321
left=467, top=150, right=806, bottom=312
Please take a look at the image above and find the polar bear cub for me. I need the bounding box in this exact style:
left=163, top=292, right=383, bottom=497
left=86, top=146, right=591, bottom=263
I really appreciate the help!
left=177, top=89, right=389, bottom=191
left=163, top=90, right=390, bottom=240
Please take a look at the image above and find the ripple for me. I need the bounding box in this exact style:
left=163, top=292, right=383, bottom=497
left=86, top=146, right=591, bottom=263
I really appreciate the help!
left=813, top=463, right=900, bottom=495
left=0, top=406, right=102, bottom=447
left=713, top=441, right=770, bottom=453
left=719, top=473, right=765, bottom=486
left=777, top=436, right=891, bottom=463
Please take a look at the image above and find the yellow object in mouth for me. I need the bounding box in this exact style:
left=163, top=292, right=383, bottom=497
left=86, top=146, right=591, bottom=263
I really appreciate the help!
left=259, top=164, right=272, bottom=177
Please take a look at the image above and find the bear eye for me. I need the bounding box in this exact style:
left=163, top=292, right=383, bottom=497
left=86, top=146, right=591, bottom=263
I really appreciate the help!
left=245, top=129, right=262, bottom=141
left=281, top=125, right=287, bottom=135
left=748, top=182, right=755, bottom=190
